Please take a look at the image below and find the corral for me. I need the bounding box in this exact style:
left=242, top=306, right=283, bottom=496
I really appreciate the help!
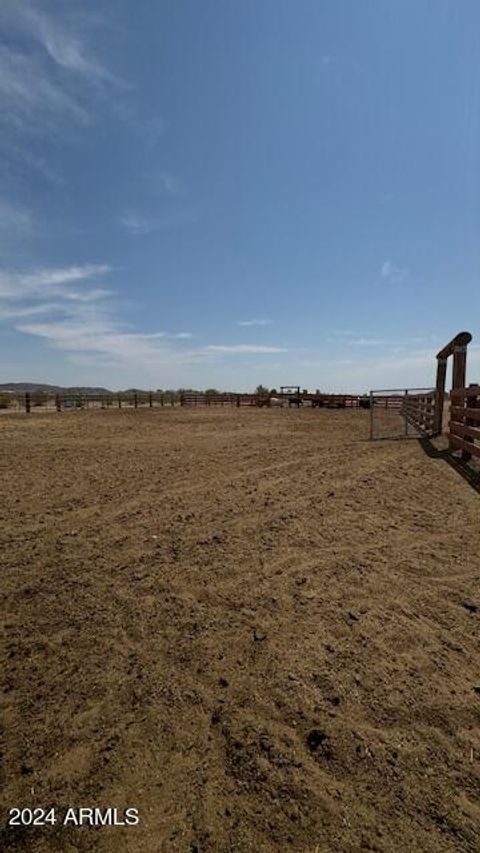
left=2, top=404, right=480, bottom=853
left=5, top=390, right=366, bottom=412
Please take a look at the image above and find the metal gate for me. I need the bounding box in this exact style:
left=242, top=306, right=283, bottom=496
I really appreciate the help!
left=369, top=388, right=436, bottom=440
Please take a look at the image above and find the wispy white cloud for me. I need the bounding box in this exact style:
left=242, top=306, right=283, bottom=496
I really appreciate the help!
left=120, top=209, right=196, bottom=235
left=237, top=318, right=273, bottom=327
left=0, top=264, right=112, bottom=299
left=17, top=3, right=109, bottom=82
left=15, top=313, right=285, bottom=365
left=17, top=321, right=182, bottom=353
left=0, top=44, right=89, bottom=126
left=0, top=198, right=33, bottom=236
left=23, top=151, right=64, bottom=185
left=0, top=302, right=62, bottom=320
left=20, top=264, right=111, bottom=289
left=0, top=1, right=119, bottom=131
left=0, top=1, right=105, bottom=77
left=0, top=259, right=190, bottom=379
left=381, top=259, right=409, bottom=282
left=205, top=345, right=286, bottom=354
left=154, top=172, right=182, bottom=197
left=15, top=313, right=202, bottom=382
left=2, top=258, right=285, bottom=385
left=119, top=212, right=158, bottom=236
left=349, top=337, right=389, bottom=346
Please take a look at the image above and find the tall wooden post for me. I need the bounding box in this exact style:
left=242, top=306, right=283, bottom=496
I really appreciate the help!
left=434, top=357, right=447, bottom=435
left=55, top=393, right=61, bottom=412
left=25, top=392, right=31, bottom=414
left=434, top=332, right=472, bottom=438
left=149, top=392, right=153, bottom=408
left=452, top=345, right=467, bottom=391
left=134, top=393, right=138, bottom=409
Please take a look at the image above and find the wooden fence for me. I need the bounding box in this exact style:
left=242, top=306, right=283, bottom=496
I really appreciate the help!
left=6, top=390, right=369, bottom=413
left=402, top=391, right=436, bottom=435
left=369, top=388, right=436, bottom=440
left=180, top=392, right=363, bottom=408
left=449, top=384, right=480, bottom=461
left=16, top=391, right=178, bottom=413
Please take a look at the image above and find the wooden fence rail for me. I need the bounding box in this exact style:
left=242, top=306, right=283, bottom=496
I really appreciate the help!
left=449, top=384, right=480, bottom=461
left=180, top=393, right=364, bottom=408
left=402, top=392, right=436, bottom=435
left=7, top=390, right=370, bottom=413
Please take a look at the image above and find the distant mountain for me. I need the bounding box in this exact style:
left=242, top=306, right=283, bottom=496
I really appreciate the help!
left=0, top=382, right=113, bottom=394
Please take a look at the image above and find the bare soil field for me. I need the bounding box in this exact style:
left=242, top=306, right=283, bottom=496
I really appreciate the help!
left=1, top=407, right=479, bottom=853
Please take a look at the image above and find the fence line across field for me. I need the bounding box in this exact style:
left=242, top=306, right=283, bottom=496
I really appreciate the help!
left=6, top=390, right=372, bottom=413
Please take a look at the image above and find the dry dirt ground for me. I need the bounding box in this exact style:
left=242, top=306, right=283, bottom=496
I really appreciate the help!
left=1, top=407, right=479, bottom=853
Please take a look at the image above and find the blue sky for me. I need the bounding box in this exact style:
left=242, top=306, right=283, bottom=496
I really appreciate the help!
left=0, top=0, right=479, bottom=392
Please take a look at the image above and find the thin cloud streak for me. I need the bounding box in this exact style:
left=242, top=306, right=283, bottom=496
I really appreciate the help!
left=349, top=338, right=390, bottom=346
left=0, top=302, right=62, bottom=319
left=205, top=345, right=286, bottom=353
left=120, top=209, right=197, bottom=235
left=237, top=318, right=273, bottom=327
left=0, top=264, right=112, bottom=299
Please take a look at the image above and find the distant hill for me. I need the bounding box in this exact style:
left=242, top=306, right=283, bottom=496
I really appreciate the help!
left=0, top=382, right=113, bottom=394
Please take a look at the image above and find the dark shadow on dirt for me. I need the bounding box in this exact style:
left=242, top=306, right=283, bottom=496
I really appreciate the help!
left=418, top=437, right=480, bottom=495
left=370, top=435, right=419, bottom=442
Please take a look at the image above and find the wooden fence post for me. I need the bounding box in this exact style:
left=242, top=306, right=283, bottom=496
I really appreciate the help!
left=134, top=393, right=138, bottom=409
left=462, top=384, right=479, bottom=461
left=453, top=345, right=468, bottom=391
left=149, top=392, right=153, bottom=408
left=434, top=357, right=447, bottom=435
left=25, top=392, right=31, bottom=414
left=55, top=393, right=61, bottom=412
left=118, top=394, right=122, bottom=409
